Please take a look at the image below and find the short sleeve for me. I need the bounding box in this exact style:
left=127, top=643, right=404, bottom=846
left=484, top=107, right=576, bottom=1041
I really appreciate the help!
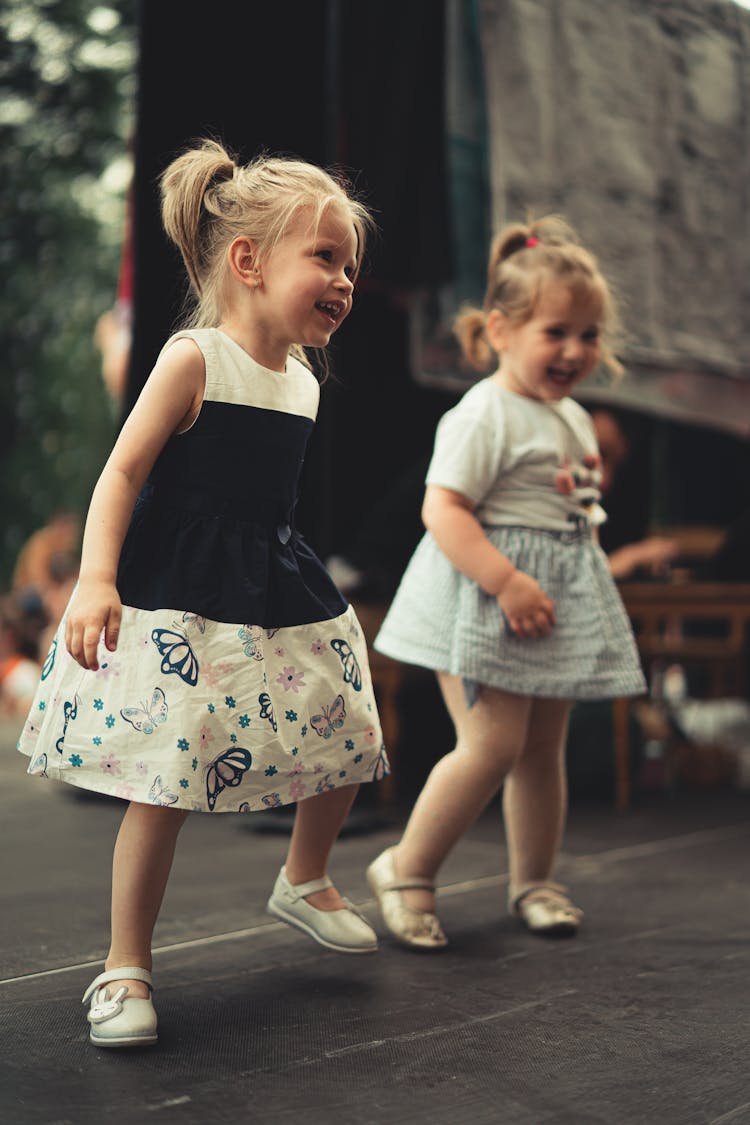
left=563, top=398, right=599, bottom=453
left=425, top=393, right=506, bottom=505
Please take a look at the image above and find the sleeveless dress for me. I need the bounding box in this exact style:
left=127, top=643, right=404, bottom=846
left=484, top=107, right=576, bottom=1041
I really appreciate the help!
left=17, top=329, right=388, bottom=812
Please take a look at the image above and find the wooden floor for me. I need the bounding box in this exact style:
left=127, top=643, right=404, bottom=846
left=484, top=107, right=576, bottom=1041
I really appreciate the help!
left=2, top=717, right=750, bottom=1125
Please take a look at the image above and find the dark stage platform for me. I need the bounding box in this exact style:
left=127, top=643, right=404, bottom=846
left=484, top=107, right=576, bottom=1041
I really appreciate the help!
left=2, top=718, right=749, bottom=1125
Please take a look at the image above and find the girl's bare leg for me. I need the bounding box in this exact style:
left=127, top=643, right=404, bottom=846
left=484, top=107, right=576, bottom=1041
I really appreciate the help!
left=502, top=698, right=571, bottom=894
left=285, top=784, right=360, bottom=910
left=105, top=802, right=190, bottom=997
left=394, top=674, right=532, bottom=912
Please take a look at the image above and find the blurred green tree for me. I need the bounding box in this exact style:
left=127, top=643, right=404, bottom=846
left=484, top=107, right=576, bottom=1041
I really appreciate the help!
left=0, top=0, right=135, bottom=584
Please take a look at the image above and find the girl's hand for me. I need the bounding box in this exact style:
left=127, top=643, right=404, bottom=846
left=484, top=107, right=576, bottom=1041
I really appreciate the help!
left=497, top=570, right=556, bottom=639
left=65, top=578, right=122, bottom=671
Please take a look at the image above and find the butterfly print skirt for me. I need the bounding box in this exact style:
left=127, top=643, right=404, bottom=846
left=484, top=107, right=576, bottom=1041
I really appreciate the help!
left=17, top=603, right=388, bottom=812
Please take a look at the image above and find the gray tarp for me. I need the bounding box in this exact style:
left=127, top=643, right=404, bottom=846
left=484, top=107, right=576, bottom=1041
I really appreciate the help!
left=413, top=1, right=750, bottom=437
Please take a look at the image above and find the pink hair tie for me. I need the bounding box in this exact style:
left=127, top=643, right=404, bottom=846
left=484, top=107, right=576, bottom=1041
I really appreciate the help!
left=526, top=236, right=540, bottom=248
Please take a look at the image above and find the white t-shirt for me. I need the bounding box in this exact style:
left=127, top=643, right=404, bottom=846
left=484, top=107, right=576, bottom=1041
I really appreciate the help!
left=425, top=378, right=605, bottom=532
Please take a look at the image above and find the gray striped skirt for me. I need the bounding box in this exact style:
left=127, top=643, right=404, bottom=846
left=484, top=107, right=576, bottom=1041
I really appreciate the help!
left=374, top=524, right=646, bottom=704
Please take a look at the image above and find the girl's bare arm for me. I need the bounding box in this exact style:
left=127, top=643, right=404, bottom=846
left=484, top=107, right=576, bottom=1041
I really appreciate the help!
left=422, top=485, right=555, bottom=639
left=67, top=339, right=205, bottom=670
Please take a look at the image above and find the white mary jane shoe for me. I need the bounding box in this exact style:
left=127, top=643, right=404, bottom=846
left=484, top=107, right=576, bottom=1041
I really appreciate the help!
left=82, top=967, right=158, bottom=1048
left=267, top=866, right=378, bottom=953
left=366, top=847, right=448, bottom=951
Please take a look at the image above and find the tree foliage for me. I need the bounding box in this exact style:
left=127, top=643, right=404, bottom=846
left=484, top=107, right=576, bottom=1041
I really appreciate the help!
left=0, top=0, right=136, bottom=583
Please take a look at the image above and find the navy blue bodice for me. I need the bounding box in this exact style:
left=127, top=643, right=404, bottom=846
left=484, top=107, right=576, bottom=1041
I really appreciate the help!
left=117, top=332, right=346, bottom=628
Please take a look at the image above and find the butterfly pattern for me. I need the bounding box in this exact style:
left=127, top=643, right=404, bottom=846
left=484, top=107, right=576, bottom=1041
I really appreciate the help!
left=238, top=625, right=264, bottom=661
left=330, top=638, right=362, bottom=692
left=19, top=602, right=387, bottom=813
left=29, top=751, right=48, bottom=777
left=258, top=691, right=278, bottom=733
left=41, top=638, right=57, bottom=682
left=370, top=745, right=390, bottom=782
left=120, top=687, right=169, bottom=735
left=151, top=627, right=199, bottom=686
left=310, top=694, right=346, bottom=739
left=148, top=774, right=179, bottom=806
left=182, top=612, right=207, bottom=634
left=205, top=746, right=253, bottom=811
left=55, top=695, right=79, bottom=754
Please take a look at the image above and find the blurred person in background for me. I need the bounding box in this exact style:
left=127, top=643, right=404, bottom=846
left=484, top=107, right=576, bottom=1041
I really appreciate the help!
left=588, top=407, right=679, bottom=580
left=11, top=512, right=81, bottom=664
left=0, top=589, right=47, bottom=718
left=12, top=510, right=82, bottom=594
left=37, top=549, right=80, bottom=661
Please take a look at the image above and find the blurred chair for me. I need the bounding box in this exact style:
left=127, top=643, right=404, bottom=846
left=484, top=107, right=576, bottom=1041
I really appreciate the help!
left=613, top=581, right=750, bottom=810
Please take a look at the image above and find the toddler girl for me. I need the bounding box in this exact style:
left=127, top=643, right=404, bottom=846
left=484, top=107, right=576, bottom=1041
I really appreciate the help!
left=18, top=139, right=388, bottom=1045
left=369, top=216, right=644, bottom=949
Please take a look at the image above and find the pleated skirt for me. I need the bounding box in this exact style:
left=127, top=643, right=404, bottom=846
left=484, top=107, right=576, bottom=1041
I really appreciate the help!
left=374, top=525, right=646, bottom=703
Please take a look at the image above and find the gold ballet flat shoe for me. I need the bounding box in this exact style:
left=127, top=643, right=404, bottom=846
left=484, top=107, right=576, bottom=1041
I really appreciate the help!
left=511, top=881, right=583, bottom=936
left=366, top=847, right=448, bottom=950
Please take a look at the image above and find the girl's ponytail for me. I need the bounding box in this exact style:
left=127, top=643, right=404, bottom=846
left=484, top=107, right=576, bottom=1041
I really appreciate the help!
left=454, top=306, right=494, bottom=372
left=160, top=139, right=236, bottom=299
left=488, top=223, right=529, bottom=272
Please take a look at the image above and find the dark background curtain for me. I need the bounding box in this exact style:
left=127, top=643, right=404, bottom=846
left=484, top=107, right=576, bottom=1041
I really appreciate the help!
left=128, top=0, right=454, bottom=563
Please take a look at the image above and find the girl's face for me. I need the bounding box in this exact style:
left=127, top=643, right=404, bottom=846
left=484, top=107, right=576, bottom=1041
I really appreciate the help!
left=256, top=201, right=358, bottom=361
left=490, top=283, right=603, bottom=403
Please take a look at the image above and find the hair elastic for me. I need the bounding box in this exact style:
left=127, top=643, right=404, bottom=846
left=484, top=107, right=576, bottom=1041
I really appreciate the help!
left=526, top=236, right=540, bottom=248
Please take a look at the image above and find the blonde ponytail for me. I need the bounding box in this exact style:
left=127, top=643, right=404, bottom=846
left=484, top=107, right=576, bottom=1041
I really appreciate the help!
left=453, top=306, right=494, bottom=372
left=160, top=139, right=236, bottom=301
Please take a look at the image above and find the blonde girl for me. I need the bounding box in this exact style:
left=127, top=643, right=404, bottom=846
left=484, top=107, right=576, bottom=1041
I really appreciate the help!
left=369, top=216, right=645, bottom=949
left=18, top=139, right=388, bottom=1046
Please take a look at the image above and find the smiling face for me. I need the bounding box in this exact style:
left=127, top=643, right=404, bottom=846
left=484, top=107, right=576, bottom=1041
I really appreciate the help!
left=489, top=282, right=603, bottom=402
left=256, top=200, right=358, bottom=359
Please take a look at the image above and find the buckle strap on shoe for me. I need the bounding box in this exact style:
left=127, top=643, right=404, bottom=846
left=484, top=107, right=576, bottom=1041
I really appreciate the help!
left=283, top=871, right=334, bottom=901
left=82, top=967, right=153, bottom=1005
left=380, top=875, right=436, bottom=894
left=510, top=881, right=570, bottom=914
